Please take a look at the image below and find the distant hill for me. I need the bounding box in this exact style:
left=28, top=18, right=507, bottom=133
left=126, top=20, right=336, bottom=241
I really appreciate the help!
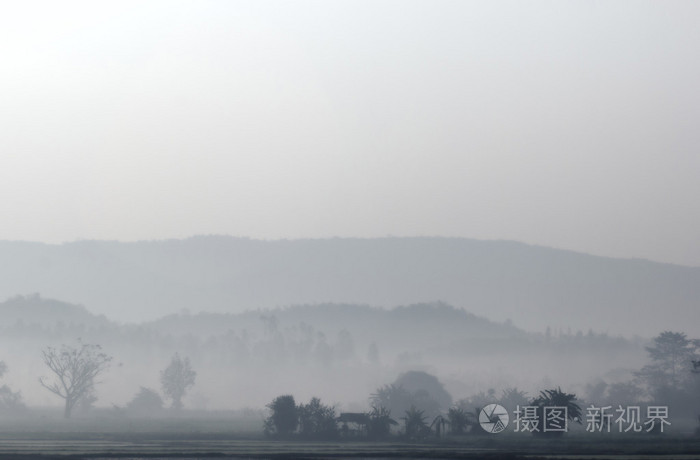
left=0, top=295, right=524, bottom=354
left=0, top=236, right=697, bottom=336
left=145, top=301, right=527, bottom=355
left=0, top=297, right=641, bottom=410
left=0, top=294, right=109, bottom=328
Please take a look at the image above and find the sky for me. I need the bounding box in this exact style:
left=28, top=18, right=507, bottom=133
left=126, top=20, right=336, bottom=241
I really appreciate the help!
left=1, top=1, right=699, bottom=267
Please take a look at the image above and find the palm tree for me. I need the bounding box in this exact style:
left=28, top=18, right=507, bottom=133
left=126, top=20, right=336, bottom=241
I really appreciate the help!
left=403, top=406, right=429, bottom=440
left=531, top=387, right=582, bottom=437
left=447, top=407, right=471, bottom=435
left=366, top=405, right=397, bottom=439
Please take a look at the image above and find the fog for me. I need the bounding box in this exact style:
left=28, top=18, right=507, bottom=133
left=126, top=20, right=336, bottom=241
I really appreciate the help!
left=0, top=295, right=648, bottom=413
left=1, top=1, right=699, bottom=267
left=0, top=1, right=698, bottom=456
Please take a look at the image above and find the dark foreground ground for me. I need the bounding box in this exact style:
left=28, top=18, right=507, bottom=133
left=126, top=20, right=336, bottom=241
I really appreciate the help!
left=0, top=434, right=699, bottom=460
left=0, top=413, right=698, bottom=459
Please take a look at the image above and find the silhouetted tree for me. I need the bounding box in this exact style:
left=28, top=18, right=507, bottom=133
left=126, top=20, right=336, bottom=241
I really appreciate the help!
left=297, top=397, right=338, bottom=439
left=371, top=384, right=413, bottom=416
left=394, top=371, right=452, bottom=412
left=38, top=340, right=112, bottom=418
left=447, top=407, right=472, bottom=435
left=447, top=407, right=468, bottom=435
left=126, top=387, right=164, bottom=416
left=371, top=373, right=448, bottom=420
left=636, top=331, right=698, bottom=392
left=403, top=406, right=429, bottom=440
left=160, top=353, right=196, bottom=410
left=366, top=405, right=397, bottom=439
left=531, top=387, right=582, bottom=436
left=264, top=395, right=298, bottom=437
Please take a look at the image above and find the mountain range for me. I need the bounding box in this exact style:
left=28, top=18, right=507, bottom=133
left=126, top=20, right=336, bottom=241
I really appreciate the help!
left=0, top=236, right=697, bottom=337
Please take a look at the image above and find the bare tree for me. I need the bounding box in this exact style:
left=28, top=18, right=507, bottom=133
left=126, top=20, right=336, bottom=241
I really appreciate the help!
left=39, top=341, right=112, bottom=418
left=160, top=353, right=196, bottom=410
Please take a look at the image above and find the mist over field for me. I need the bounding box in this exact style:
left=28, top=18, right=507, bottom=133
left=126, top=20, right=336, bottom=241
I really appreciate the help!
left=0, top=237, right=695, bottom=424
left=0, top=290, right=646, bottom=413
left=0, top=236, right=694, bottom=421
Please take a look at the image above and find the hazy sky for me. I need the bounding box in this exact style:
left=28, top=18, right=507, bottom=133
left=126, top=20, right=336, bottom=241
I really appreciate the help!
left=1, top=1, right=699, bottom=266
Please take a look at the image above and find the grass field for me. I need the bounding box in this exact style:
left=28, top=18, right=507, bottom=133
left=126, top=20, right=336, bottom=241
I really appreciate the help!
left=0, top=435, right=699, bottom=459
left=0, top=412, right=698, bottom=459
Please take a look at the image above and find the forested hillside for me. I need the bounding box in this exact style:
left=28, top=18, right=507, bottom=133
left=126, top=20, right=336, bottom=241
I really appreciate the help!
left=0, top=237, right=697, bottom=336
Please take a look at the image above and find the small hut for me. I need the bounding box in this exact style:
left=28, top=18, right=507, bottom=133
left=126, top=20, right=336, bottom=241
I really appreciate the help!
left=337, top=412, right=370, bottom=437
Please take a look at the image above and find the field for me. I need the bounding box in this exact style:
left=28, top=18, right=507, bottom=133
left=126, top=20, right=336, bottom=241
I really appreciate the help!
left=0, top=435, right=700, bottom=459
left=0, top=414, right=698, bottom=459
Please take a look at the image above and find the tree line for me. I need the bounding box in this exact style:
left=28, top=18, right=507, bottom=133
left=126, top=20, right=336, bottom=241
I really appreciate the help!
left=0, top=340, right=197, bottom=418
left=262, top=331, right=700, bottom=440
left=0, top=330, right=696, bottom=430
